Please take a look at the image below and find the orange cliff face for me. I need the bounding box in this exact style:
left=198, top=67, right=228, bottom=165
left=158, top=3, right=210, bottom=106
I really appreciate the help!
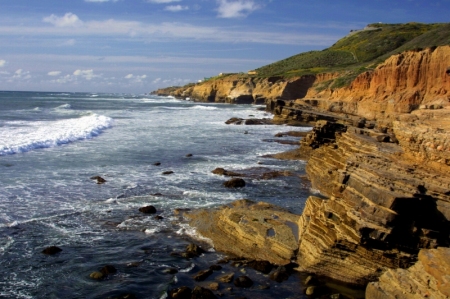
left=316, top=46, right=450, bottom=120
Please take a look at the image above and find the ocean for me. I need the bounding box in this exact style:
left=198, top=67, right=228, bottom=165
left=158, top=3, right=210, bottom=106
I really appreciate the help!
left=0, top=91, right=312, bottom=299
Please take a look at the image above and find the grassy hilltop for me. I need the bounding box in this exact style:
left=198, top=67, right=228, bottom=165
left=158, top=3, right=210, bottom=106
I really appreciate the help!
left=255, top=22, right=450, bottom=79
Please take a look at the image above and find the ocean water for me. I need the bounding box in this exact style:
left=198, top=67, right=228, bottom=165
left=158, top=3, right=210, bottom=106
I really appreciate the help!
left=0, top=91, right=312, bottom=299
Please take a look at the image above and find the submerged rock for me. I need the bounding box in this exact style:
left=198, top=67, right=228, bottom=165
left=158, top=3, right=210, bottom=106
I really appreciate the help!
left=100, top=265, right=117, bottom=275
left=89, top=271, right=104, bottom=280
left=139, top=205, right=156, bottom=214
left=223, top=178, right=246, bottom=188
left=234, top=276, right=253, bottom=288
left=192, top=286, right=217, bottom=299
left=218, top=273, right=235, bottom=283
left=193, top=269, right=213, bottom=281
left=42, top=246, right=62, bottom=255
left=248, top=260, right=273, bottom=274
left=90, top=176, right=106, bottom=184
left=168, top=286, right=192, bottom=299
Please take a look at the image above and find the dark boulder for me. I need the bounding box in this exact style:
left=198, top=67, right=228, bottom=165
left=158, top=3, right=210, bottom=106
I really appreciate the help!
left=248, top=260, right=273, bottom=274
left=168, top=286, right=192, bottom=299
left=186, top=243, right=205, bottom=256
left=139, top=205, right=157, bottom=214
left=225, top=117, right=244, bottom=125
left=192, top=286, right=217, bottom=299
left=269, top=266, right=290, bottom=283
left=90, top=176, right=106, bottom=184
left=212, top=168, right=241, bottom=177
left=162, top=171, right=174, bottom=175
left=153, top=162, right=161, bottom=166
left=100, top=265, right=117, bottom=275
left=209, top=264, right=222, bottom=271
left=42, top=246, right=62, bottom=255
left=234, top=276, right=253, bottom=288
left=193, top=269, right=213, bottom=281
left=223, top=178, right=246, bottom=188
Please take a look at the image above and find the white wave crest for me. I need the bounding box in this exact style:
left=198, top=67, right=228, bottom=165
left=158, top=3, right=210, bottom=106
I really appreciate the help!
left=191, top=105, right=217, bottom=110
left=0, top=114, right=113, bottom=155
left=55, top=103, right=72, bottom=110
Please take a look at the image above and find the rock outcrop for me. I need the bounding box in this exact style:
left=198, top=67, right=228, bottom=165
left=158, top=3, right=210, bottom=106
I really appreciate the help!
left=153, top=74, right=338, bottom=104
left=366, top=247, right=450, bottom=298
left=166, top=45, right=450, bottom=295
left=186, top=199, right=300, bottom=265
left=320, top=46, right=450, bottom=120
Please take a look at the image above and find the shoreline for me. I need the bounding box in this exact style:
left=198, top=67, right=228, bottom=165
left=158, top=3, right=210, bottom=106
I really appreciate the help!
left=161, top=91, right=450, bottom=298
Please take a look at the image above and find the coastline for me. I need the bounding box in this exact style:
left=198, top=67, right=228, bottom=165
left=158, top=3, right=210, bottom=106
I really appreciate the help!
left=155, top=45, right=450, bottom=299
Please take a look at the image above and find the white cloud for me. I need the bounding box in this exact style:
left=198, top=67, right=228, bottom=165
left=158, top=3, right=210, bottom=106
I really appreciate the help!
left=165, top=5, right=189, bottom=12
left=73, top=69, right=97, bottom=80
left=216, top=0, right=260, bottom=18
left=125, top=74, right=147, bottom=83
left=13, top=69, right=31, bottom=80
left=147, top=0, right=181, bottom=3
left=0, top=20, right=340, bottom=45
left=0, top=59, right=6, bottom=67
left=85, top=0, right=119, bottom=2
left=48, top=71, right=62, bottom=76
left=43, top=13, right=84, bottom=28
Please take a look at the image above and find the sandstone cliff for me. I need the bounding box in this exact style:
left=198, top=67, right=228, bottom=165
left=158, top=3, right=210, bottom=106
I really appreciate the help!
left=162, top=46, right=450, bottom=297
left=366, top=247, right=450, bottom=298
left=303, top=46, right=450, bottom=120
left=153, top=74, right=338, bottom=104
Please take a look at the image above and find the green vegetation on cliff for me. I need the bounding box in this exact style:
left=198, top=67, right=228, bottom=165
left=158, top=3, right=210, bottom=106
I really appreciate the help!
left=255, top=22, right=450, bottom=78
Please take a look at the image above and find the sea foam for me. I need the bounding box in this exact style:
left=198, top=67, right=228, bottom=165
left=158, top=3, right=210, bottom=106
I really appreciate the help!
left=0, top=114, right=113, bottom=155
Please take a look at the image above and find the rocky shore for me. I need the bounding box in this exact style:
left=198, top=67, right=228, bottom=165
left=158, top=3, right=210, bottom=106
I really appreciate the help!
left=155, top=46, right=450, bottom=298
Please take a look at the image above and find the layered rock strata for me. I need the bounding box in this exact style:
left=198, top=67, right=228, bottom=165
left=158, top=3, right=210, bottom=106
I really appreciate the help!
left=186, top=199, right=300, bottom=266
left=152, top=74, right=338, bottom=104
left=365, top=247, right=450, bottom=298
left=163, top=46, right=450, bottom=294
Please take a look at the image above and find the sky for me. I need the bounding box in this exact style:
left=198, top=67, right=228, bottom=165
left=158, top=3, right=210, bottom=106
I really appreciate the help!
left=0, top=0, right=449, bottom=94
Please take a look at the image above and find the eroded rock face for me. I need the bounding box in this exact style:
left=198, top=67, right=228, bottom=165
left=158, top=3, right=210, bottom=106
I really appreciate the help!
left=308, top=46, right=450, bottom=120
left=153, top=75, right=332, bottom=104
left=366, top=247, right=450, bottom=299
left=294, top=120, right=450, bottom=285
left=186, top=199, right=300, bottom=265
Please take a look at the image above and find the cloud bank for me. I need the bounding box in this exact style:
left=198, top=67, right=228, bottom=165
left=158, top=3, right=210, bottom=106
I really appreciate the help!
left=216, top=0, right=261, bottom=18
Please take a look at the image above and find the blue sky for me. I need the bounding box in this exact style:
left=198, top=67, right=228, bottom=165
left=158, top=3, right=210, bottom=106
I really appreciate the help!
left=0, top=0, right=449, bottom=93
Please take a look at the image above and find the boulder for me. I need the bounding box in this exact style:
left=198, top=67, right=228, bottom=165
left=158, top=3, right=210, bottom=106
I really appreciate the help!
left=192, top=286, right=217, bottom=299
left=187, top=200, right=300, bottom=265
left=100, top=265, right=117, bottom=275
left=269, top=266, right=290, bottom=283
left=139, top=205, right=156, bottom=214
left=248, top=260, right=273, bottom=274
left=168, top=286, right=192, bottom=299
left=90, top=176, right=106, bottom=184
left=223, top=178, right=246, bottom=188
left=89, top=271, right=104, bottom=280
left=218, top=273, right=234, bottom=283
left=42, top=246, right=62, bottom=255
left=234, top=276, right=253, bottom=288
left=193, top=269, right=213, bottom=281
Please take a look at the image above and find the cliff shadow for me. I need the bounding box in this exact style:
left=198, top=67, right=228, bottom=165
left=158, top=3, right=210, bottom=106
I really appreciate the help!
left=386, top=195, right=450, bottom=252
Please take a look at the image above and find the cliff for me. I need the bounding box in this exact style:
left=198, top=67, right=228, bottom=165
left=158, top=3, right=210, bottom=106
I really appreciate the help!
left=154, top=46, right=450, bottom=121
left=303, top=46, right=450, bottom=120
left=152, top=73, right=338, bottom=104
left=161, top=45, right=450, bottom=297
